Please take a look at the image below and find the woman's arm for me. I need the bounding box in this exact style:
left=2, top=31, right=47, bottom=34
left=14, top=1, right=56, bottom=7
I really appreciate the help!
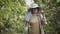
left=40, top=10, right=47, bottom=25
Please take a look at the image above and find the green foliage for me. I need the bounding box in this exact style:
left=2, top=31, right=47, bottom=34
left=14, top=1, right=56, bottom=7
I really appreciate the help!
left=0, top=0, right=27, bottom=34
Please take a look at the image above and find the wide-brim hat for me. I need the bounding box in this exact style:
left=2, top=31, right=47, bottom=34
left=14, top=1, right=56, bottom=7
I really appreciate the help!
left=30, top=3, right=39, bottom=8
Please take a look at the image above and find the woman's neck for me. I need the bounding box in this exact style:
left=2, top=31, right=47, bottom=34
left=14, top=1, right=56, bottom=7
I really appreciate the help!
left=32, top=13, right=37, bottom=15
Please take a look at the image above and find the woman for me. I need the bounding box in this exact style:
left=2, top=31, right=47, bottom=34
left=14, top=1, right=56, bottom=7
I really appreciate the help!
left=25, top=3, right=47, bottom=34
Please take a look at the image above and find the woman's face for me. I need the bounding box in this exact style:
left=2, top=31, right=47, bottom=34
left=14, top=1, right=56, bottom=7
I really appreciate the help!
left=32, top=8, right=38, bottom=14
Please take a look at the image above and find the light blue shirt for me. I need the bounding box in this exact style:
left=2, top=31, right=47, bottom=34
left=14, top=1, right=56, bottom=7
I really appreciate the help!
left=26, top=11, right=32, bottom=22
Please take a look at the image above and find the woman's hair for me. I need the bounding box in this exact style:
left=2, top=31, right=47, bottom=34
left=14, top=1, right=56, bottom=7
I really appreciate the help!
left=28, top=7, right=41, bottom=14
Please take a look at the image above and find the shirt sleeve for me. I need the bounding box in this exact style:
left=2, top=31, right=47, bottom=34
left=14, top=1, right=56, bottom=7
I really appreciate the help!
left=40, top=12, right=47, bottom=25
left=25, top=11, right=32, bottom=22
